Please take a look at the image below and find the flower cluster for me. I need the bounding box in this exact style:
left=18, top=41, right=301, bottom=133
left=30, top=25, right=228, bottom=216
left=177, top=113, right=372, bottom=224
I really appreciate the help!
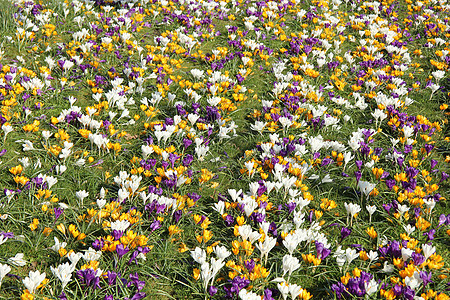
left=0, top=0, right=449, bottom=299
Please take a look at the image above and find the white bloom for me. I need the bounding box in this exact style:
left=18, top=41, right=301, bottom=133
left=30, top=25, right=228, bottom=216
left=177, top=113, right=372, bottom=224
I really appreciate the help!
left=366, top=205, right=376, bottom=222
left=51, top=237, right=67, bottom=252
left=345, top=248, right=359, bottom=264
left=8, top=253, right=27, bottom=266
left=212, top=201, right=225, bottom=215
left=368, top=250, right=378, bottom=261
left=75, top=190, right=89, bottom=203
left=214, top=245, right=231, bottom=260
left=190, top=69, right=204, bottom=79
left=2, top=124, right=13, bottom=137
left=0, top=263, right=11, bottom=288
left=401, top=247, right=414, bottom=261
left=110, top=220, right=130, bottom=232
left=277, top=281, right=290, bottom=300
left=381, top=261, right=394, bottom=273
left=56, top=165, right=67, bottom=174
left=357, top=181, right=376, bottom=197
left=256, top=236, right=277, bottom=265
left=22, top=140, right=35, bottom=151
left=283, top=233, right=300, bottom=255
left=404, top=224, right=415, bottom=236
left=282, top=254, right=300, bottom=277
left=365, top=278, right=379, bottom=295
left=51, top=262, right=75, bottom=288
left=191, top=247, right=207, bottom=264
left=431, top=70, right=445, bottom=81
left=239, top=289, right=261, bottom=300
left=250, top=121, right=266, bottom=133
left=289, top=283, right=303, bottom=299
left=67, top=251, right=83, bottom=266
left=82, top=248, right=102, bottom=262
left=23, top=270, right=46, bottom=294
left=228, top=189, right=242, bottom=202
left=422, top=244, right=435, bottom=260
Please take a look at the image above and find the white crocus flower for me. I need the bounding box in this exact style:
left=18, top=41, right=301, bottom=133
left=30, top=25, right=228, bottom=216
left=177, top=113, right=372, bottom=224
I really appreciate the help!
left=83, top=248, right=102, bottom=262
left=282, top=254, right=300, bottom=277
left=75, top=190, right=89, bottom=205
left=422, top=244, right=435, bottom=260
left=23, top=270, right=46, bottom=294
left=191, top=247, right=207, bottom=265
left=277, top=281, right=290, bottom=300
left=250, top=121, right=266, bottom=134
left=256, top=236, right=277, bottom=265
left=357, top=181, right=376, bottom=198
left=344, top=202, right=361, bottom=226
left=0, top=263, right=11, bottom=288
left=51, top=262, right=75, bottom=289
left=2, top=124, right=13, bottom=141
left=51, top=237, right=67, bottom=252
left=214, top=245, right=231, bottom=261
left=366, top=205, right=376, bottom=222
left=8, top=253, right=27, bottom=266
left=365, top=278, right=379, bottom=295
left=110, top=220, right=130, bottom=232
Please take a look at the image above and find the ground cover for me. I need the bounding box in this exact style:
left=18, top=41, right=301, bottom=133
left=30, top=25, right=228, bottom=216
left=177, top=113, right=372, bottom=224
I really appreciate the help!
left=0, top=0, right=449, bottom=299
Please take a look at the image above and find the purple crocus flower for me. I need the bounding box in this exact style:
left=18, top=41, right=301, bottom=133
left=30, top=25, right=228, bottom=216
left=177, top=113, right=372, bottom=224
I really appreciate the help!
left=440, top=171, right=449, bottom=183
left=224, top=214, right=234, bottom=226
left=354, top=171, right=362, bottom=182
left=420, top=271, right=433, bottom=287
left=244, top=259, right=255, bottom=272
left=263, top=289, right=275, bottom=300
left=112, top=230, right=123, bottom=241
left=54, top=207, right=63, bottom=221
left=340, top=227, right=352, bottom=241
left=411, top=252, right=425, bottom=266
left=431, top=159, right=438, bottom=169
left=423, top=229, right=436, bottom=241
left=76, top=268, right=101, bottom=289
left=107, top=271, right=119, bottom=286
left=128, top=292, right=146, bottom=300
left=438, top=214, right=447, bottom=227
left=127, top=273, right=145, bottom=292
left=92, top=238, right=104, bottom=251
left=116, top=244, right=129, bottom=258
left=315, top=241, right=331, bottom=259
left=208, top=286, right=218, bottom=296
left=355, top=160, right=363, bottom=170
left=149, top=220, right=161, bottom=231
left=385, top=179, right=396, bottom=190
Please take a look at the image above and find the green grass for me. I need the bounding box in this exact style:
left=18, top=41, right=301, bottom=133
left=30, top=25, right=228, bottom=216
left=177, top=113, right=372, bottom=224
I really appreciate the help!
left=0, top=0, right=450, bottom=299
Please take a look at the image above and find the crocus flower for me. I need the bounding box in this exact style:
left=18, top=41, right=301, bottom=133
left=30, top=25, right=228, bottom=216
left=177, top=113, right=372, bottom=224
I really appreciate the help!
left=23, top=270, right=46, bottom=294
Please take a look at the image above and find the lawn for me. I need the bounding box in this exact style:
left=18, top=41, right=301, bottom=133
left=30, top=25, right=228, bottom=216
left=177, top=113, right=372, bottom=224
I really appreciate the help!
left=0, top=0, right=449, bottom=299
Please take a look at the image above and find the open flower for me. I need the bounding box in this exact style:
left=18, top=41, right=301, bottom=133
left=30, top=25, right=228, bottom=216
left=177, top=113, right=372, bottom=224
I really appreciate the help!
left=23, top=270, right=46, bottom=294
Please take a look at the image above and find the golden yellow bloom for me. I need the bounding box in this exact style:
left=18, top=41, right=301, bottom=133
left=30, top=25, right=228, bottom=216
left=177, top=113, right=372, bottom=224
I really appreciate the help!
left=58, top=248, right=67, bottom=257
left=9, top=165, right=23, bottom=175
left=193, top=268, right=200, bottom=280
left=29, top=218, right=39, bottom=231
left=56, top=223, right=66, bottom=235
left=21, top=290, right=34, bottom=300
left=203, top=230, right=212, bottom=243
left=43, top=227, right=53, bottom=236
left=168, top=225, right=182, bottom=236
left=179, top=243, right=189, bottom=253
left=366, top=227, right=377, bottom=239
left=236, top=216, right=245, bottom=226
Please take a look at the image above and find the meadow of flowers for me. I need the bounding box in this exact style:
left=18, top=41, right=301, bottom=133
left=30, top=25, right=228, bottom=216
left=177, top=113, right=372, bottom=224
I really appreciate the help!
left=0, top=0, right=449, bottom=299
